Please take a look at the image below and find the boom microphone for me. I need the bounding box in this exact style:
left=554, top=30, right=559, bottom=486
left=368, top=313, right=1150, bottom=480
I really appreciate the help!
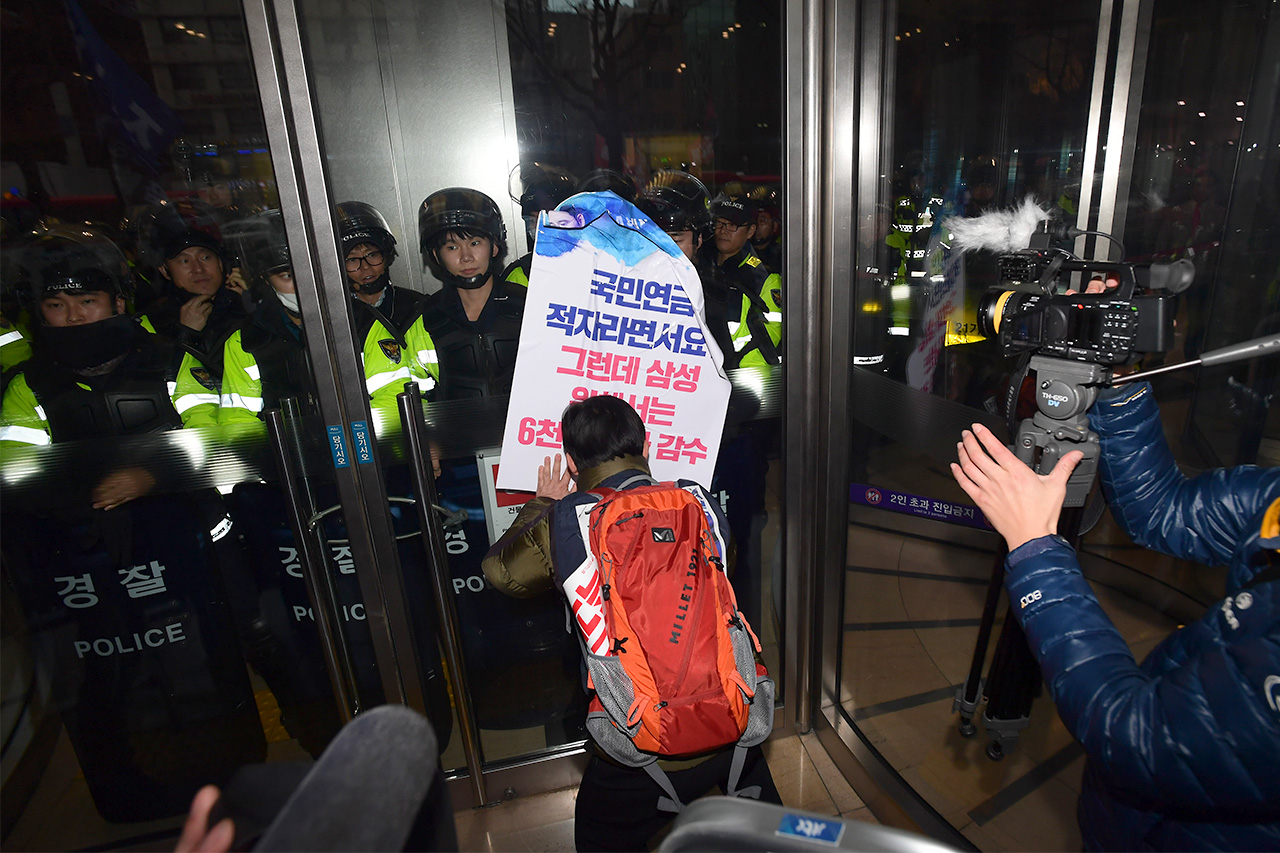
left=944, top=197, right=1056, bottom=254
left=227, top=704, right=452, bottom=851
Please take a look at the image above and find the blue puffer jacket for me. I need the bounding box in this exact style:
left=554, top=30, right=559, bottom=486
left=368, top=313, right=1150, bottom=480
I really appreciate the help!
left=1004, top=382, right=1280, bottom=851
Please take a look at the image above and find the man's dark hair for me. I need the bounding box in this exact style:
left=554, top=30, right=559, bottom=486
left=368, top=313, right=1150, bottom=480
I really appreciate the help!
left=561, top=395, right=645, bottom=470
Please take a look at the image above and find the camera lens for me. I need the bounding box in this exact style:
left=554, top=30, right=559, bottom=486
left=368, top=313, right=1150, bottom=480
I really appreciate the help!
left=977, top=289, right=1018, bottom=338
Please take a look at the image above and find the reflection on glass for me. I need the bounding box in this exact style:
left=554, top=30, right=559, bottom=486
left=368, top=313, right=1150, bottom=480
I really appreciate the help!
left=839, top=2, right=1279, bottom=850
left=1125, top=1, right=1279, bottom=469
left=0, top=2, right=338, bottom=847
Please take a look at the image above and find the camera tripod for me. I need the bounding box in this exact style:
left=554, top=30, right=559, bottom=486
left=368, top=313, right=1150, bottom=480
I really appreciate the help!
left=953, top=356, right=1106, bottom=759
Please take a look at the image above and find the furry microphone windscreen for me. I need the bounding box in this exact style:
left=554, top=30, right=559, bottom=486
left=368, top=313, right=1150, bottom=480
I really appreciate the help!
left=944, top=197, right=1050, bottom=254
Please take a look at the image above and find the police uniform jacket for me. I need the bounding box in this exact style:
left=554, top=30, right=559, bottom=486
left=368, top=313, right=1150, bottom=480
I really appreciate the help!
left=699, top=243, right=781, bottom=318
left=1003, top=382, right=1280, bottom=851
left=218, top=299, right=316, bottom=424
left=349, top=285, right=436, bottom=405
left=420, top=279, right=525, bottom=401
left=698, top=261, right=781, bottom=370
left=0, top=323, right=181, bottom=448
left=139, top=289, right=245, bottom=428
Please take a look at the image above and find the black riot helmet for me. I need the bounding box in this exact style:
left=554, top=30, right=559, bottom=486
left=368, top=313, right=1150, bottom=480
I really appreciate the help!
left=418, top=188, right=508, bottom=289
left=508, top=162, right=578, bottom=217
left=636, top=193, right=698, bottom=234
left=228, top=210, right=291, bottom=284
left=747, top=184, right=781, bottom=220
left=20, top=224, right=133, bottom=308
left=644, top=171, right=712, bottom=233
left=19, top=225, right=143, bottom=371
left=334, top=200, right=398, bottom=263
left=577, top=169, right=638, bottom=203
left=134, top=199, right=227, bottom=271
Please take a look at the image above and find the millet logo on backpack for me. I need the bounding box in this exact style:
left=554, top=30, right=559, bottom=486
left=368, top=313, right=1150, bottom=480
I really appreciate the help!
left=669, top=548, right=699, bottom=644
left=652, top=527, right=675, bottom=543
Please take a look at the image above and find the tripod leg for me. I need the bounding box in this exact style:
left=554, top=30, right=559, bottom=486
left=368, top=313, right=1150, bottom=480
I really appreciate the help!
left=954, top=551, right=1006, bottom=736
left=981, top=614, right=1040, bottom=758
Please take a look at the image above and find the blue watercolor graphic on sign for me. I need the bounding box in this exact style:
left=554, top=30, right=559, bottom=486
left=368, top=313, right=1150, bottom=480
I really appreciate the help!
left=850, top=482, right=991, bottom=530
left=534, top=192, right=683, bottom=265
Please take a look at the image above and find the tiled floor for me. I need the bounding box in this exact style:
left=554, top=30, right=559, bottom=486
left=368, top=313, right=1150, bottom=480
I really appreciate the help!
left=4, top=717, right=874, bottom=852
left=838, top=503, right=1191, bottom=852
left=451, top=732, right=878, bottom=852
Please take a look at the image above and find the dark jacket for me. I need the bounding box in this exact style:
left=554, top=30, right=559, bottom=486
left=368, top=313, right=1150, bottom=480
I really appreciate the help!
left=420, top=280, right=525, bottom=401
left=483, top=455, right=655, bottom=598
left=1004, top=382, right=1280, bottom=851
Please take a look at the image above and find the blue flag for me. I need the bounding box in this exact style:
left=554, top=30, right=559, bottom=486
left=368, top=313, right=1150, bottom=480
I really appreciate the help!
left=64, top=0, right=183, bottom=166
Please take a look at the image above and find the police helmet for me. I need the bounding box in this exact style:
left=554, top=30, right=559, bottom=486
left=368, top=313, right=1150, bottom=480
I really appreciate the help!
left=747, top=184, right=781, bottom=220
left=508, top=163, right=578, bottom=217
left=335, top=200, right=398, bottom=263
left=644, top=171, right=712, bottom=232
left=134, top=200, right=225, bottom=270
left=417, top=188, right=507, bottom=269
left=636, top=193, right=697, bottom=234
left=225, top=210, right=291, bottom=285
left=19, top=224, right=133, bottom=306
left=577, top=169, right=638, bottom=203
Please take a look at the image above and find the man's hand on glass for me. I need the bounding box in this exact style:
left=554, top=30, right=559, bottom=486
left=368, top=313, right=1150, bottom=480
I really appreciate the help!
left=536, top=454, right=573, bottom=500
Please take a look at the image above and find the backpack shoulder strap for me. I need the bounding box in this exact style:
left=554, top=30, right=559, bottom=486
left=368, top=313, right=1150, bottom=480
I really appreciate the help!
left=616, top=473, right=657, bottom=491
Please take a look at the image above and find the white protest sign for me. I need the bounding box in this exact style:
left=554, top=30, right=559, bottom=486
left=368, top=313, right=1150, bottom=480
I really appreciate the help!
left=906, top=233, right=964, bottom=392
left=497, top=192, right=731, bottom=491
left=476, top=448, right=532, bottom=546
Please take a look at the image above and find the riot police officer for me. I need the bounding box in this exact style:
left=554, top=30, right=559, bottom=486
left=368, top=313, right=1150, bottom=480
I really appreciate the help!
left=636, top=174, right=779, bottom=369
left=697, top=194, right=783, bottom=337
left=136, top=209, right=246, bottom=427
left=419, top=187, right=585, bottom=740
left=418, top=188, right=524, bottom=400
left=218, top=210, right=316, bottom=423
left=0, top=225, right=265, bottom=820
left=335, top=201, right=435, bottom=406
left=2, top=226, right=179, bottom=453
left=748, top=185, right=783, bottom=272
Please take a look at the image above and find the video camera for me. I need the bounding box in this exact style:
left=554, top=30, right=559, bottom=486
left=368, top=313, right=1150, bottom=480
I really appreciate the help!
left=976, top=221, right=1194, bottom=365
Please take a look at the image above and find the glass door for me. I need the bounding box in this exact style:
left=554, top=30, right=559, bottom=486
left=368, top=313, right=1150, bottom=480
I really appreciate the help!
left=808, top=0, right=1280, bottom=849
left=0, top=1, right=434, bottom=848
left=274, top=0, right=790, bottom=804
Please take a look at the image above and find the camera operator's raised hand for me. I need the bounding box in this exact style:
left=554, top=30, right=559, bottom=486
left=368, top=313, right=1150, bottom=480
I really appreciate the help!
left=950, top=423, right=1084, bottom=551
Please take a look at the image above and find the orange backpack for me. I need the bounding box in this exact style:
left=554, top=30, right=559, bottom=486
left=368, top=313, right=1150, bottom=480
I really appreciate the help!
left=567, top=476, right=774, bottom=812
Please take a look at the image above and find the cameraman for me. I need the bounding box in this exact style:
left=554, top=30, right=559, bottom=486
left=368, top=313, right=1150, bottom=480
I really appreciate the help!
left=951, top=378, right=1280, bottom=850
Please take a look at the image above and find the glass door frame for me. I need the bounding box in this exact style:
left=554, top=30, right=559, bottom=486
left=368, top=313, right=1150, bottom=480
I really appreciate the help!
left=794, top=0, right=1154, bottom=842
left=240, top=0, right=431, bottom=726
left=241, top=0, right=582, bottom=808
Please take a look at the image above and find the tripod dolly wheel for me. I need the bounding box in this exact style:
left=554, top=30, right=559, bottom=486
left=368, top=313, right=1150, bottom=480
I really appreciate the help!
left=986, top=741, right=1005, bottom=761
left=958, top=719, right=977, bottom=738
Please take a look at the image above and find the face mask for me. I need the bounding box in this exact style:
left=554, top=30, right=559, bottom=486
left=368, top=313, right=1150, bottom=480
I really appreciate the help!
left=452, top=269, right=490, bottom=290
left=275, top=291, right=300, bottom=313
left=352, top=271, right=390, bottom=295
left=36, top=314, right=139, bottom=371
